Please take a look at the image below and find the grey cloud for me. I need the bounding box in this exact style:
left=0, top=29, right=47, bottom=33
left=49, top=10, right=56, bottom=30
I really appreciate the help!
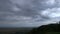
left=0, top=0, right=60, bottom=27
left=0, top=0, right=12, bottom=11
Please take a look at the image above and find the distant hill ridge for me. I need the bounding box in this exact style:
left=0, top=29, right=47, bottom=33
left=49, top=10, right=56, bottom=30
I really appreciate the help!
left=28, top=21, right=60, bottom=34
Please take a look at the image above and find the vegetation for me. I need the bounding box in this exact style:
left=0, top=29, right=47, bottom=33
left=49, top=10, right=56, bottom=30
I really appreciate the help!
left=0, top=28, right=32, bottom=34
left=28, top=21, right=60, bottom=34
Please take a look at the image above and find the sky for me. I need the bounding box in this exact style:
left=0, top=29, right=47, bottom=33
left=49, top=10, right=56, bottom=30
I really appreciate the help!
left=0, top=0, right=60, bottom=27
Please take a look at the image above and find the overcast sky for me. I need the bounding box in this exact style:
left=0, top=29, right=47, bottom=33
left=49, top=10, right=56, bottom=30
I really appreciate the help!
left=0, top=0, right=60, bottom=27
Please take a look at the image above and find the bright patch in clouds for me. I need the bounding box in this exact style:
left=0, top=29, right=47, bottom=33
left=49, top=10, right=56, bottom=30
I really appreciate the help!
left=42, top=8, right=60, bottom=18
left=41, top=0, right=55, bottom=5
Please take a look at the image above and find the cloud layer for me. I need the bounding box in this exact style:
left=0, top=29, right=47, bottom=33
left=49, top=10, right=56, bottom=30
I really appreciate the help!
left=0, top=0, right=60, bottom=27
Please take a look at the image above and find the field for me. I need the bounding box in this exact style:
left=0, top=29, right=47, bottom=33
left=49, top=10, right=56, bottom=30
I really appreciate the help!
left=46, top=32, right=60, bottom=34
left=0, top=27, right=34, bottom=34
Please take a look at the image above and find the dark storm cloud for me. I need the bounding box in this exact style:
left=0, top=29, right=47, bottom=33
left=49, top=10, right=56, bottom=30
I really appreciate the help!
left=0, top=0, right=60, bottom=27
left=0, top=0, right=45, bottom=22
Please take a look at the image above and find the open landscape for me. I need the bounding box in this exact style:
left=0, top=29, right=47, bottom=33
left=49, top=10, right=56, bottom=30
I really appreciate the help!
left=0, top=27, right=34, bottom=34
